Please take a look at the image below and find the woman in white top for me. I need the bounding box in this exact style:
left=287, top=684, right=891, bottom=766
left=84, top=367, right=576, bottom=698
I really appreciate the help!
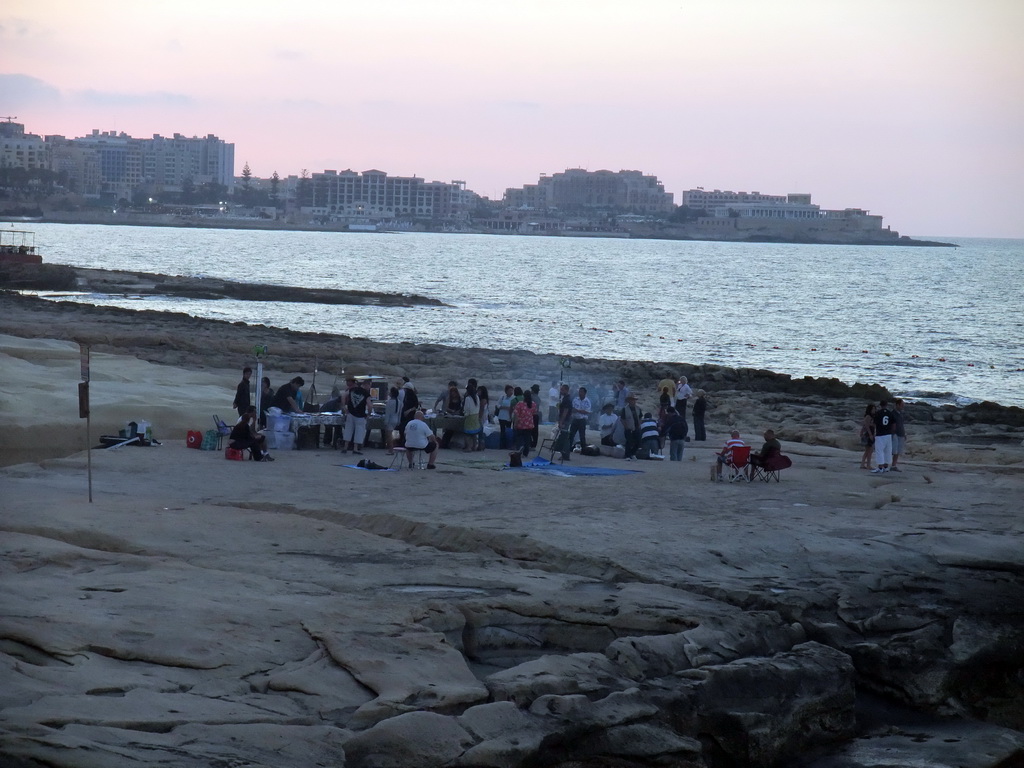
left=675, top=376, right=693, bottom=420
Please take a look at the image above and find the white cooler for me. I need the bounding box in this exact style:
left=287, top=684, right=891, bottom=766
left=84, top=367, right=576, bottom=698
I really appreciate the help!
left=264, top=431, right=295, bottom=450
left=267, top=413, right=291, bottom=433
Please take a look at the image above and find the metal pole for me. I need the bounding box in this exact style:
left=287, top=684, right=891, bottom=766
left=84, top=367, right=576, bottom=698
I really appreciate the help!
left=80, top=344, right=92, bottom=503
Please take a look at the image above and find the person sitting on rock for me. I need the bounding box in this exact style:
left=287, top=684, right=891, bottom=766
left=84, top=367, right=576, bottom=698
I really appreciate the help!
left=711, top=430, right=745, bottom=481
left=747, top=429, right=781, bottom=479
left=598, top=402, right=624, bottom=447
left=404, top=410, right=439, bottom=469
left=230, top=406, right=272, bottom=461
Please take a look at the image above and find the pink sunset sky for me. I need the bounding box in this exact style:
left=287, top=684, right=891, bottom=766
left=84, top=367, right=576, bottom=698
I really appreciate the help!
left=3, top=0, right=1022, bottom=238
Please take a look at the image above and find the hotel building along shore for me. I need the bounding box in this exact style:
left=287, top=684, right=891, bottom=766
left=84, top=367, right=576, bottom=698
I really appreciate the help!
left=1, top=119, right=913, bottom=244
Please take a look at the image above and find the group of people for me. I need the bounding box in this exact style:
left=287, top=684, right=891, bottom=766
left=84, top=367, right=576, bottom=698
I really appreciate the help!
left=860, top=399, right=907, bottom=473
left=710, top=429, right=781, bottom=481
left=227, top=366, right=721, bottom=467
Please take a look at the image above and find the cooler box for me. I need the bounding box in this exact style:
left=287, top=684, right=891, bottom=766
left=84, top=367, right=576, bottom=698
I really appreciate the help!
left=484, top=428, right=513, bottom=449
left=267, top=413, right=291, bottom=433
left=265, top=431, right=295, bottom=450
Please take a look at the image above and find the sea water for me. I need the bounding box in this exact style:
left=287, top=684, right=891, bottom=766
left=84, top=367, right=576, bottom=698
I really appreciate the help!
left=23, top=223, right=1024, bottom=408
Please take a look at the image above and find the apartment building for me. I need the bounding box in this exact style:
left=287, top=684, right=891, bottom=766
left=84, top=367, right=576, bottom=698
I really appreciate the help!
left=1, top=121, right=235, bottom=200
left=144, top=133, right=235, bottom=191
left=504, top=168, right=674, bottom=213
left=0, top=121, right=48, bottom=171
left=681, top=188, right=884, bottom=229
left=301, top=169, right=471, bottom=221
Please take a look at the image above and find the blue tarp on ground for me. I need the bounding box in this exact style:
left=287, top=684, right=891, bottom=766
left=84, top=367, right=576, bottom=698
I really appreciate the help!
left=336, top=464, right=398, bottom=471
left=505, top=457, right=642, bottom=477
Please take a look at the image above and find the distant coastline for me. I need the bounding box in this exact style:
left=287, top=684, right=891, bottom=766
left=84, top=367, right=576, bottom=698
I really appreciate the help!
left=1, top=212, right=959, bottom=248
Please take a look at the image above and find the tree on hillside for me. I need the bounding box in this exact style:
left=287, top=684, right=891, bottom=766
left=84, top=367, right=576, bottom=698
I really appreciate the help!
left=669, top=205, right=709, bottom=223
left=269, top=171, right=280, bottom=204
left=296, top=169, right=312, bottom=208
left=180, top=177, right=196, bottom=203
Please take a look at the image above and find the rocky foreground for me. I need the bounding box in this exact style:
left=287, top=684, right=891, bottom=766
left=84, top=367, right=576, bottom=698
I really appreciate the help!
left=0, top=287, right=1022, bottom=767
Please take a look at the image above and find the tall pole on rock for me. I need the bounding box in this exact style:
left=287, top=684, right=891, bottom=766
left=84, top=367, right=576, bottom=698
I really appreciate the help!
left=253, top=344, right=268, bottom=424
left=79, top=343, right=92, bottom=503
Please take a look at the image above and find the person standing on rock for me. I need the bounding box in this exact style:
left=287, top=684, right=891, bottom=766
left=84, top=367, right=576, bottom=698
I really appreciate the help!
left=530, top=383, right=543, bottom=447
left=692, top=390, right=708, bottom=441
left=568, top=386, right=592, bottom=451
left=556, top=383, right=573, bottom=461
left=398, top=381, right=419, bottom=443
left=891, top=398, right=907, bottom=472
left=614, top=380, right=631, bottom=410
left=661, top=407, right=688, bottom=461
left=232, top=366, right=252, bottom=418
left=258, top=376, right=274, bottom=428
left=547, top=381, right=560, bottom=423
left=859, top=403, right=876, bottom=469
left=619, top=394, right=643, bottom=460
left=341, top=377, right=370, bottom=455
left=675, top=376, right=693, bottom=426
left=872, top=400, right=896, bottom=473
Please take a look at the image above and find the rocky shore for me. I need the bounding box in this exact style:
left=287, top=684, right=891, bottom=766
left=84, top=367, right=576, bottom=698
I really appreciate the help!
left=0, top=262, right=445, bottom=307
left=0, top=284, right=1022, bottom=767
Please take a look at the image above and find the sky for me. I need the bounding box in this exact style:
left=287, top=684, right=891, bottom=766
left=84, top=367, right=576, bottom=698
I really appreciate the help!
left=2, top=0, right=1023, bottom=238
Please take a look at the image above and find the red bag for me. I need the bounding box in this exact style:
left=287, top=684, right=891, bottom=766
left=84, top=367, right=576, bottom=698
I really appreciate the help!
left=186, top=430, right=202, bottom=449
left=225, top=447, right=244, bottom=461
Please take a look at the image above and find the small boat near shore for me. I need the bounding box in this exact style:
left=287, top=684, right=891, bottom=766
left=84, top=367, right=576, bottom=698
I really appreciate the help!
left=0, top=228, right=43, bottom=264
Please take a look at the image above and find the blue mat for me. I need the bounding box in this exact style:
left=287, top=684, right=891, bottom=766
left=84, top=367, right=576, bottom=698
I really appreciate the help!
left=337, top=463, right=398, bottom=471
left=505, top=457, right=642, bottom=477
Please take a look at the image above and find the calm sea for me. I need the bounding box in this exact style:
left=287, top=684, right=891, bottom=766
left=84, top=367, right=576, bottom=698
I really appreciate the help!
left=22, top=223, right=1024, bottom=408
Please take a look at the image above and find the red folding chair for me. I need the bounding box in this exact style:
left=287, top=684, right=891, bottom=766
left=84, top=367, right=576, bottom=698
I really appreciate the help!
left=750, top=451, right=793, bottom=482
left=726, top=445, right=752, bottom=482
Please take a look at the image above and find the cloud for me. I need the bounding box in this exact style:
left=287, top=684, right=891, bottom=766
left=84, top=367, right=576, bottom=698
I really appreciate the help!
left=0, top=73, right=61, bottom=106
left=0, top=74, right=195, bottom=112
left=70, top=89, right=195, bottom=107
left=0, top=19, right=33, bottom=40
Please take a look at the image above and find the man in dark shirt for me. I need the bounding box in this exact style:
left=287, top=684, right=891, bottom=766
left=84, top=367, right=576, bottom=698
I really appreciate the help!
left=341, top=377, right=371, bottom=454
left=556, top=383, right=573, bottom=460
left=620, top=394, right=643, bottom=460
left=872, top=400, right=895, bottom=473
left=890, top=398, right=907, bottom=472
left=747, top=429, right=781, bottom=478
left=660, top=407, right=689, bottom=461
left=271, top=376, right=305, bottom=413
left=232, top=367, right=252, bottom=418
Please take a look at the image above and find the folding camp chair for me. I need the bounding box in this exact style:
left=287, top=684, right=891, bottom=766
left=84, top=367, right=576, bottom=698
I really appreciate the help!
left=725, top=445, right=752, bottom=482
left=749, top=451, right=793, bottom=482
left=540, top=427, right=570, bottom=464
left=389, top=446, right=426, bottom=470
left=212, top=415, right=232, bottom=451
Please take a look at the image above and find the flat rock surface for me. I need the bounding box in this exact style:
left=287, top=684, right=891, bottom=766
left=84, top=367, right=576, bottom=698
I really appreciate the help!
left=0, top=301, right=1022, bottom=766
